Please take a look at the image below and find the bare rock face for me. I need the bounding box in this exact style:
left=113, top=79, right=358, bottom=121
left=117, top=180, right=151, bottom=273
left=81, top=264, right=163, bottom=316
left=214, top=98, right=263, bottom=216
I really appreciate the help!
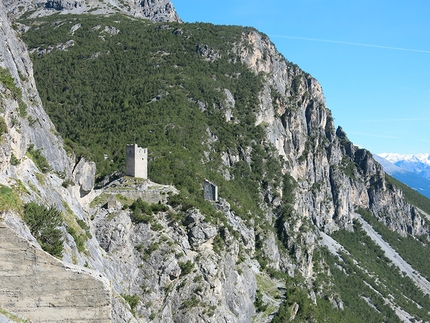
left=137, top=0, right=180, bottom=22
left=0, top=0, right=72, bottom=178
left=89, top=199, right=259, bottom=323
left=183, top=209, right=218, bottom=246
left=0, top=222, right=112, bottom=322
left=4, top=0, right=181, bottom=22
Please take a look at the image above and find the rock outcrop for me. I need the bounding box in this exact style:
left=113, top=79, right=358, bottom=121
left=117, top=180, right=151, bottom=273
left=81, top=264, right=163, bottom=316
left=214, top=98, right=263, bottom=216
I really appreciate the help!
left=4, top=0, right=181, bottom=22
left=72, top=157, right=96, bottom=197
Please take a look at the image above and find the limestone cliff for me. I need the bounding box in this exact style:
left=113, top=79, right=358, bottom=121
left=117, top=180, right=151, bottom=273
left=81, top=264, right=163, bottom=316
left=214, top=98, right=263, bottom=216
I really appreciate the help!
left=239, top=30, right=424, bottom=235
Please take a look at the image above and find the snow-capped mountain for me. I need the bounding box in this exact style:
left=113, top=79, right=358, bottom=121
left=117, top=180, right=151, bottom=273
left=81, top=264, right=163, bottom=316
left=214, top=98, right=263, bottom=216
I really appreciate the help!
left=376, top=153, right=430, bottom=199
left=378, top=153, right=430, bottom=178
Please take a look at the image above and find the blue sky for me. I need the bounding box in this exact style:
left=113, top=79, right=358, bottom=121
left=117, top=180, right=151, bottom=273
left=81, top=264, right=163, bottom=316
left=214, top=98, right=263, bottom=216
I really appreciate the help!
left=172, top=0, right=430, bottom=154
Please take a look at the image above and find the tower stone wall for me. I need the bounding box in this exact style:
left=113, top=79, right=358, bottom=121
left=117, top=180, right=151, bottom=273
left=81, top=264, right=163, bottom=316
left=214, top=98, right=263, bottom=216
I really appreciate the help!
left=203, top=180, right=218, bottom=201
left=126, top=144, right=148, bottom=179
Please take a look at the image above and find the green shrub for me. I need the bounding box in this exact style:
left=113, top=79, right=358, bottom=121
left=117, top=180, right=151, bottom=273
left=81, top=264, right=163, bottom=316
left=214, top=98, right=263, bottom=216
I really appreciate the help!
left=18, top=100, right=27, bottom=117
left=121, top=294, right=140, bottom=315
left=76, top=218, right=90, bottom=231
left=0, top=184, right=22, bottom=212
left=0, top=67, right=21, bottom=97
left=10, top=153, right=20, bottom=165
left=134, top=244, right=144, bottom=252
left=151, top=202, right=169, bottom=213
left=62, top=178, right=73, bottom=188
left=212, top=233, right=225, bottom=255
left=66, top=226, right=86, bottom=253
left=0, top=116, right=7, bottom=137
left=254, top=289, right=267, bottom=313
left=150, top=222, right=163, bottom=231
left=129, top=198, right=168, bottom=224
left=23, top=202, right=63, bottom=258
left=181, top=296, right=199, bottom=309
left=142, top=242, right=160, bottom=260
left=27, top=144, right=51, bottom=173
left=179, top=260, right=194, bottom=276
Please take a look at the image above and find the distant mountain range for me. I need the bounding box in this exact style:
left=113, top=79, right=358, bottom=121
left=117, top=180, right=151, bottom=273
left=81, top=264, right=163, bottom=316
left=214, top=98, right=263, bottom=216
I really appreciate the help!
left=375, top=153, right=430, bottom=199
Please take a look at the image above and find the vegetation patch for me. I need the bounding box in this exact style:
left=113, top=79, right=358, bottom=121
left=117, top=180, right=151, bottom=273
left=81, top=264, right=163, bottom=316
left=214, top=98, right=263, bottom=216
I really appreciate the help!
left=142, top=242, right=159, bottom=260
left=35, top=172, right=45, bottom=185
left=181, top=296, right=200, bottom=309
left=62, top=201, right=89, bottom=253
left=21, top=14, right=282, bottom=227
left=0, top=306, right=30, bottom=323
left=358, top=207, right=430, bottom=283
left=326, top=219, right=430, bottom=322
left=254, top=289, right=268, bottom=313
left=10, top=153, right=20, bottom=165
left=0, top=67, right=21, bottom=97
left=0, top=184, right=22, bottom=213
left=129, top=197, right=168, bottom=224
left=121, top=294, right=140, bottom=315
left=11, top=178, right=29, bottom=195
left=339, top=156, right=357, bottom=179
left=0, top=116, right=7, bottom=138
left=90, top=193, right=109, bottom=208
left=179, top=260, right=194, bottom=276
left=23, top=202, right=63, bottom=258
left=26, top=144, right=51, bottom=173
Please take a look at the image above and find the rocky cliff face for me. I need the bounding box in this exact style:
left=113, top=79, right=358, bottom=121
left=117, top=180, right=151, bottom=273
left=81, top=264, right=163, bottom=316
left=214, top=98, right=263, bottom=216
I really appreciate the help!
left=0, top=2, right=71, bottom=177
left=0, top=222, right=112, bottom=322
left=239, top=30, right=425, bottom=236
left=4, top=0, right=180, bottom=22
left=1, top=2, right=430, bottom=323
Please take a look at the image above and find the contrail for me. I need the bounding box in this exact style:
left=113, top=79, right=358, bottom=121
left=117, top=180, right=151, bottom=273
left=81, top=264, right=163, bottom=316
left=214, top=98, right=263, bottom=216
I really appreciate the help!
left=270, top=35, right=430, bottom=54
left=358, top=118, right=430, bottom=122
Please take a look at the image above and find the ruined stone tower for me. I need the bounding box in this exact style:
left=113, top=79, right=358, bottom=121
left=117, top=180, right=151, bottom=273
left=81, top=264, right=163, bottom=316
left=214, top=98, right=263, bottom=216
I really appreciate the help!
left=203, top=179, right=218, bottom=201
left=126, top=144, right=148, bottom=179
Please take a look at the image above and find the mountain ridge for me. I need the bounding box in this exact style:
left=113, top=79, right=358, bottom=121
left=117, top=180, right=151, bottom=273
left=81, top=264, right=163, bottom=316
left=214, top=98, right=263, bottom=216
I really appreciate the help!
left=376, top=153, right=430, bottom=199
left=3, top=0, right=181, bottom=22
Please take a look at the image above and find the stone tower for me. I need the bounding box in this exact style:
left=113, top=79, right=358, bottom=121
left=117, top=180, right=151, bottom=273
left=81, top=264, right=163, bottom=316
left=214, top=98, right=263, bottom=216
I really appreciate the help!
left=126, top=144, right=148, bottom=179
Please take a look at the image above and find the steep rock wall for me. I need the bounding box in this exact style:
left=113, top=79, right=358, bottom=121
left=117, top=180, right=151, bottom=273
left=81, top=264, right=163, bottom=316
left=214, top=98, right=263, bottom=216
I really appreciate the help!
left=0, top=1, right=71, bottom=177
left=238, top=30, right=426, bottom=237
left=0, top=220, right=112, bottom=322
